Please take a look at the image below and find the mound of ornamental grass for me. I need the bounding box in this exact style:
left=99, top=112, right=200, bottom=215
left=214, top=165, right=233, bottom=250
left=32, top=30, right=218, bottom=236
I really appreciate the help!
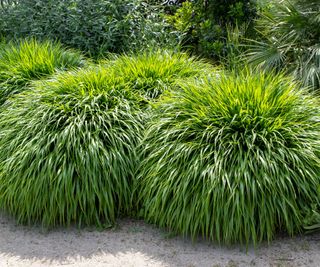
left=0, top=66, right=144, bottom=227
left=105, top=51, right=214, bottom=100
left=137, top=69, right=320, bottom=245
left=0, top=38, right=85, bottom=105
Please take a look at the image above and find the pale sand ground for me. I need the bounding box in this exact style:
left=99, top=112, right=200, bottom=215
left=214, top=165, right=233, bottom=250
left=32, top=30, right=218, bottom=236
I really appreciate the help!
left=0, top=213, right=319, bottom=267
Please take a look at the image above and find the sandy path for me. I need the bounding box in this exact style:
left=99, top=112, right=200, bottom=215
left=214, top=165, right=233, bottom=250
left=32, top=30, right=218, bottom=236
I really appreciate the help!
left=0, top=213, right=319, bottom=267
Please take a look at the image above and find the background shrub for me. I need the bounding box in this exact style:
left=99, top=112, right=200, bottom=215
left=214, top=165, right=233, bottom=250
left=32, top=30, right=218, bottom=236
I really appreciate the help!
left=166, top=0, right=257, bottom=61
left=0, top=0, right=179, bottom=57
left=137, top=69, right=320, bottom=245
left=0, top=66, right=143, bottom=227
left=0, top=38, right=84, bottom=105
left=247, top=0, right=320, bottom=90
left=104, top=50, right=214, bottom=101
left=123, top=2, right=180, bottom=53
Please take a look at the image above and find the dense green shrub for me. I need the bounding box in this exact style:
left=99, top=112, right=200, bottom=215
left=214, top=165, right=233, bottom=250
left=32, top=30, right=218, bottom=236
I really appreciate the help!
left=0, top=0, right=178, bottom=57
left=0, top=66, right=144, bottom=227
left=105, top=51, right=214, bottom=100
left=124, top=2, right=179, bottom=53
left=137, top=69, right=320, bottom=245
left=166, top=0, right=257, bottom=60
left=247, top=0, right=320, bottom=90
left=0, top=39, right=84, bottom=105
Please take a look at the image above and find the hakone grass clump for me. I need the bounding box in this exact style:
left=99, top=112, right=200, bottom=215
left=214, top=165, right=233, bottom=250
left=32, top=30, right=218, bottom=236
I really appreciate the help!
left=0, top=66, right=144, bottom=227
left=0, top=38, right=85, bottom=105
left=137, top=69, right=320, bottom=245
left=105, top=51, right=214, bottom=101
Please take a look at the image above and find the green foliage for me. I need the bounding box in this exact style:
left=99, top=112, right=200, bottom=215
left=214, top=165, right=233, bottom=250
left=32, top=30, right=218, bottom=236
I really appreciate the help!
left=303, top=204, right=320, bottom=232
left=105, top=50, right=214, bottom=101
left=0, top=0, right=178, bottom=57
left=220, top=24, right=250, bottom=70
left=0, top=66, right=144, bottom=227
left=137, top=69, right=320, bottom=245
left=123, top=2, right=180, bottom=53
left=166, top=0, right=257, bottom=60
left=247, top=0, right=320, bottom=90
left=0, top=38, right=84, bottom=105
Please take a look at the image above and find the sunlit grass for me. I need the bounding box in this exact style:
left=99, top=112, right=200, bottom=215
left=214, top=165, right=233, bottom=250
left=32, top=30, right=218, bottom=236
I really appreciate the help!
left=137, top=69, right=320, bottom=245
left=104, top=50, right=214, bottom=101
left=0, top=65, right=144, bottom=227
left=0, top=38, right=85, bottom=105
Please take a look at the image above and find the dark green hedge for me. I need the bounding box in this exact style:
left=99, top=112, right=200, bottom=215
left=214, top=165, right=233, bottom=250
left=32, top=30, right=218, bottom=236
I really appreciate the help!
left=0, top=0, right=178, bottom=57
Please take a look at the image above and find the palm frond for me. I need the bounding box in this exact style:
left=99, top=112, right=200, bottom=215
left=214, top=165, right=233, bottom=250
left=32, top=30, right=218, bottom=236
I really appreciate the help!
left=247, top=0, right=320, bottom=90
